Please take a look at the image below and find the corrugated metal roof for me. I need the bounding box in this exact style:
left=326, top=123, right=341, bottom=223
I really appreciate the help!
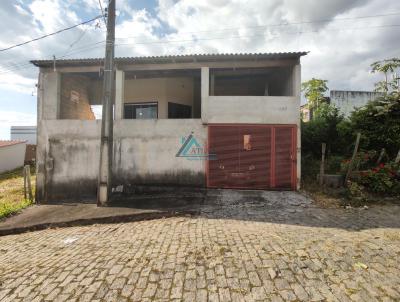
left=0, top=140, right=26, bottom=148
left=30, top=52, right=308, bottom=67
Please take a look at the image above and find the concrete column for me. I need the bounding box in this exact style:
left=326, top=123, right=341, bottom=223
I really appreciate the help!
left=210, top=74, right=215, bottom=96
left=42, top=71, right=61, bottom=119
left=201, top=67, right=209, bottom=123
left=115, top=70, right=125, bottom=120
left=294, top=64, right=302, bottom=189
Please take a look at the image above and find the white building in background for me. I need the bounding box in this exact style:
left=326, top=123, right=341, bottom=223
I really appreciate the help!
left=330, top=90, right=382, bottom=117
left=0, top=141, right=26, bottom=173
left=11, top=126, right=37, bottom=145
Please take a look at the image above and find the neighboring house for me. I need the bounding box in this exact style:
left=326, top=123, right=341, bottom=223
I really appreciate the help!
left=300, top=104, right=312, bottom=122
left=11, top=126, right=37, bottom=145
left=330, top=90, right=382, bottom=117
left=0, top=141, right=26, bottom=173
left=10, top=126, right=37, bottom=164
left=31, top=52, right=306, bottom=202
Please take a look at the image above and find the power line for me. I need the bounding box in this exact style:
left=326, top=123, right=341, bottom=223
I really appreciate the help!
left=98, top=0, right=107, bottom=25
left=0, top=15, right=103, bottom=52
left=1, top=10, right=399, bottom=60
left=114, top=23, right=400, bottom=47
left=1, top=19, right=400, bottom=75
left=114, top=11, right=400, bottom=41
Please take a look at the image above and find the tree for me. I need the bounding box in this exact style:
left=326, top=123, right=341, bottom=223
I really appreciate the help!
left=371, top=58, right=400, bottom=93
left=302, top=103, right=345, bottom=157
left=348, top=92, right=400, bottom=156
left=301, top=78, right=328, bottom=111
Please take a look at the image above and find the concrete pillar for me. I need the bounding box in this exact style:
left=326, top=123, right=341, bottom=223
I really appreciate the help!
left=36, top=70, right=60, bottom=202
left=293, top=64, right=302, bottom=190
left=210, top=74, right=215, bottom=96
left=115, top=70, right=125, bottom=120
left=201, top=67, right=209, bottom=123
left=42, top=71, right=60, bottom=119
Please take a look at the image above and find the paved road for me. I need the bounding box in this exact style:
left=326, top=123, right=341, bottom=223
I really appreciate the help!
left=0, top=190, right=399, bottom=301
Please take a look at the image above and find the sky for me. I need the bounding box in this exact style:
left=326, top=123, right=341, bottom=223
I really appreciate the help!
left=0, top=0, right=399, bottom=139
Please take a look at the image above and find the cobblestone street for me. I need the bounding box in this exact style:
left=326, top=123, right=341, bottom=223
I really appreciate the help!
left=0, top=191, right=399, bottom=301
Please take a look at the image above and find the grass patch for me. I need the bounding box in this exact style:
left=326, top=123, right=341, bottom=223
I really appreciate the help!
left=0, top=166, right=35, bottom=219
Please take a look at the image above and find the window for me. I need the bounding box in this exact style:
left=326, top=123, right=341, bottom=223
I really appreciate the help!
left=124, top=102, right=158, bottom=119
left=168, top=102, right=192, bottom=119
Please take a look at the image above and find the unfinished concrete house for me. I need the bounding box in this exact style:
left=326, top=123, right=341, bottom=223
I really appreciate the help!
left=31, top=52, right=306, bottom=202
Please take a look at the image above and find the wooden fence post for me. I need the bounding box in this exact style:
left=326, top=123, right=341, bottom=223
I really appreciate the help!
left=319, top=143, right=326, bottom=185
left=395, top=149, right=400, bottom=164
left=345, top=133, right=361, bottom=184
left=23, top=166, right=27, bottom=200
left=377, top=148, right=385, bottom=164
left=24, top=165, right=33, bottom=202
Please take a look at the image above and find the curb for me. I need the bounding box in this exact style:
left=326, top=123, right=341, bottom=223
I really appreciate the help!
left=0, top=210, right=197, bottom=237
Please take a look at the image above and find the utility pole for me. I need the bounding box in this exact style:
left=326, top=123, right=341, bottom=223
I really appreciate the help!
left=98, top=0, right=115, bottom=206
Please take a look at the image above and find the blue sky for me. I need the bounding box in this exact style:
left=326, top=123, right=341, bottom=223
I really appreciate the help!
left=0, top=0, right=400, bottom=140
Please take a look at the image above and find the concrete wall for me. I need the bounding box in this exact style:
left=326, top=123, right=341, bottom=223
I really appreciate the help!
left=11, top=126, right=37, bottom=145
left=206, top=96, right=299, bottom=124
left=37, top=119, right=206, bottom=201
left=330, top=90, right=382, bottom=117
left=124, top=77, right=194, bottom=118
left=0, top=143, right=26, bottom=173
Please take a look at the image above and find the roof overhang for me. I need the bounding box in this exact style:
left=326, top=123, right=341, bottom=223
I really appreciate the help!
left=30, top=52, right=308, bottom=68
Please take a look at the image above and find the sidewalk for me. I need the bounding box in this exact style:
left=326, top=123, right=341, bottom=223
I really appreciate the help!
left=0, top=202, right=191, bottom=236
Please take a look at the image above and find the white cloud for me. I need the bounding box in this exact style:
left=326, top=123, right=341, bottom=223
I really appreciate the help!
left=0, top=0, right=399, bottom=95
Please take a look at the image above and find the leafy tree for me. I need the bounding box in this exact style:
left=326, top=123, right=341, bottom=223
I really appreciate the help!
left=371, top=58, right=400, bottom=93
left=301, top=103, right=345, bottom=158
left=301, top=78, right=328, bottom=111
left=348, top=91, right=400, bottom=156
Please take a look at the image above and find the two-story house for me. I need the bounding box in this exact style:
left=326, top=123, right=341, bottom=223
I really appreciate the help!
left=31, top=52, right=306, bottom=202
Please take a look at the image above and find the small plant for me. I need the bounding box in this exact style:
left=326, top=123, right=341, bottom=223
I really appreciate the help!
left=346, top=181, right=367, bottom=206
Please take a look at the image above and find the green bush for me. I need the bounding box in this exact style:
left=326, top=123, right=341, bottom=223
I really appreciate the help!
left=358, top=162, right=400, bottom=194
left=302, top=103, right=346, bottom=158
left=348, top=92, right=400, bottom=157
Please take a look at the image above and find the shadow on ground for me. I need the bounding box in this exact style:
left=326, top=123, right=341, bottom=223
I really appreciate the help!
left=1, top=188, right=399, bottom=236
left=109, top=188, right=400, bottom=231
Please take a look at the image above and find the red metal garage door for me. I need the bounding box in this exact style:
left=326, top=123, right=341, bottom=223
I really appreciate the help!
left=207, top=125, right=296, bottom=190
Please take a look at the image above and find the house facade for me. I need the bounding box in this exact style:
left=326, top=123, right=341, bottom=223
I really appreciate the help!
left=31, top=52, right=306, bottom=202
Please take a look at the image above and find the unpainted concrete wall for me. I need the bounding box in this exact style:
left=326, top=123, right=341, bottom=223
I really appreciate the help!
left=0, top=143, right=26, bottom=173
left=37, top=119, right=206, bottom=201
left=206, top=96, right=299, bottom=124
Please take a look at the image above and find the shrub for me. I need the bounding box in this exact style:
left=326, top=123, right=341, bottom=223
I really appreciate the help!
left=358, top=162, right=400, bottom=194
left=348, top=92, right=400, bottom=157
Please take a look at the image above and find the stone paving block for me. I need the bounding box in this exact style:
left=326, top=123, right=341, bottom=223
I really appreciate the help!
left=0, top=195, right=399, bottom=302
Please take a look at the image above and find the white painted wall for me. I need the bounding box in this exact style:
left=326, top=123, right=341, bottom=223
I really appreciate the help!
left=330, top=90, right=382, bottom=117
left=0, top=143, right=26, bottom=173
